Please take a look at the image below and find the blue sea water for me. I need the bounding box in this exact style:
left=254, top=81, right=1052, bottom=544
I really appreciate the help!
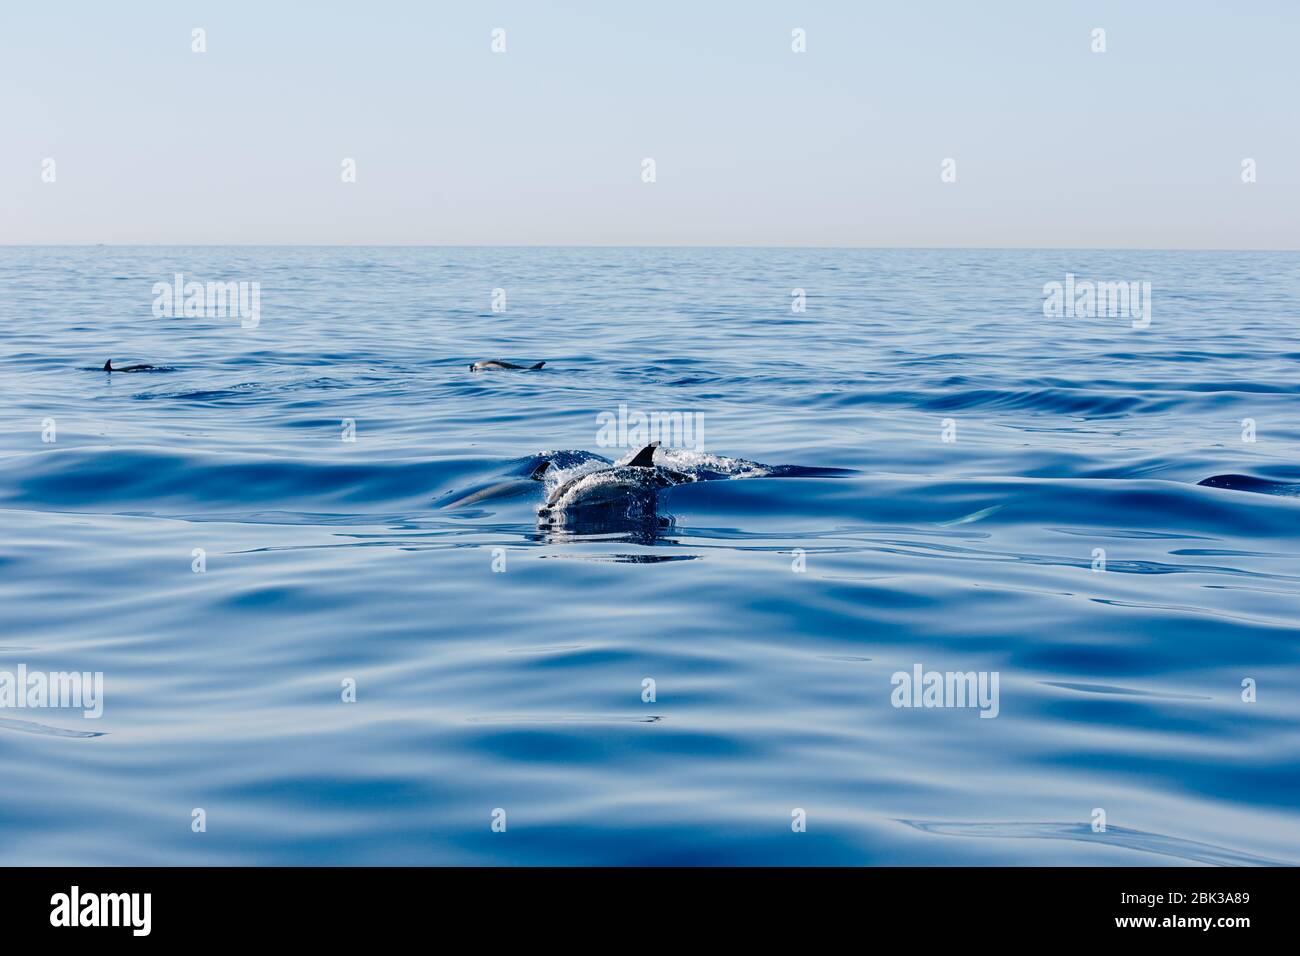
left=1, top=245, right=1298, bottom=866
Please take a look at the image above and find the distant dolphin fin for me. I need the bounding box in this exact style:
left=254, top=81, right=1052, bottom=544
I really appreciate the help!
left=103, top=360, right=112, bottom=371
left=529, top=460, right=551, bottom=480
left=627, top=441, right=660, bottom=468
left=529, top=361, right=545, bottom=370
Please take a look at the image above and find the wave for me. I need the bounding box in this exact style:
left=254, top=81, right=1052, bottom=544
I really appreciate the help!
left=0, top=716, right=106, bottom=739
left=900, top=820, right=1292, bottom=867
left=6, top=447, right=1300, bottom=544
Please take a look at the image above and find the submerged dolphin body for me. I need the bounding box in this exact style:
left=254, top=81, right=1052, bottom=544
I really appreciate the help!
left=469, top=360, right=545, bottom=372
left=437, top=460, right=552, bottom=509
left=437, top=444, right=851, bottom=540
left=1198, top=474, right=1300, bottom=497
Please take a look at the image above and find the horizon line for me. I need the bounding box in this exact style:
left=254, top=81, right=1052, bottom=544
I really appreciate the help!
left=3, top=243, right=1299, bottom=254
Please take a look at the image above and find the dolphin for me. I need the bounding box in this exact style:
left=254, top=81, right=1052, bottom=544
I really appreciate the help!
left=469, top=360, right=545, bottom=372
left=103, top=359, right=156, bottom=373
left=438, top=460, right=551, bottom=509
left=537, top=441, right=691, bottom=528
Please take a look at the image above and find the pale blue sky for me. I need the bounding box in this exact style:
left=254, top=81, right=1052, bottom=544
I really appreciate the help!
left=2, top=1, right=1296, bottom=247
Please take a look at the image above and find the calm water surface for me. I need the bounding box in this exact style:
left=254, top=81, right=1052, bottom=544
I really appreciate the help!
left=1, top=246, right=1298, bottom=865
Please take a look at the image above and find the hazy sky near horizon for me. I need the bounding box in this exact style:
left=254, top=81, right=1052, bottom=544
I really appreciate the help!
left=2, top=1, right=1297, bottom=248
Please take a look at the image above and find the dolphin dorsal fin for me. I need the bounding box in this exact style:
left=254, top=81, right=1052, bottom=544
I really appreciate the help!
left=103, top=360, right=112, bottom=371
left=627, top=441, right=660, bottom=468
left=529, top=460, right=551, bottom=480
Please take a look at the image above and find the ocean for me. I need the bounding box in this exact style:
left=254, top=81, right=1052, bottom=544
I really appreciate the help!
left=1, top=245, right=1297, bottom=865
